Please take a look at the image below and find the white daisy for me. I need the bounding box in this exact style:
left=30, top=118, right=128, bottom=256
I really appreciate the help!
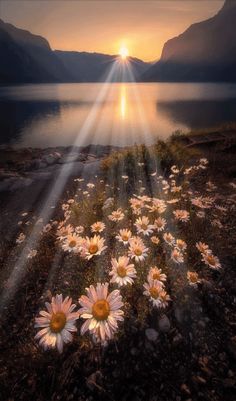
left=91, top=221, right=106, bottom=233
left=78, top=283, right=124, bottom=343
left=109, top=256, right=137, bottom=287
left=128, top=236, right=149, bottom=262
left=116, top=229, right=132, bottom=245
left=82, top=235, right=107, bottom=260
left=134, top=216, right=154, bottom=236
left=35, top=294, right=79, bottom=353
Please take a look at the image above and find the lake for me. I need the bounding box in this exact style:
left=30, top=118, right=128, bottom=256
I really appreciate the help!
left=1, top=82, right=236, bottom=148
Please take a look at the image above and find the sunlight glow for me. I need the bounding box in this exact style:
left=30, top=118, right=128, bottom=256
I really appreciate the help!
left=119, top=46, right=129, bottom=60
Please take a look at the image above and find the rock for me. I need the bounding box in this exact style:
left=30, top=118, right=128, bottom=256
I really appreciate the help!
left=145, top=328, right=159, bottom=342
left=58, top=154, right=80, bottom=164
left=174, top=307, right=184, bottom=324
left=10, top=178, right=33, bottom=190
left=158, top=315, right=171, bottom=333
left=42, top=154, right=57, bottom=165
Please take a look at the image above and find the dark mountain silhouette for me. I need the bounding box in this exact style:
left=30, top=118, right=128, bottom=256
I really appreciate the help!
left=55, top=51, right=150, bottom=82
left=143, top=0, right=236, bottom=82
left=0, top=19, right=71, bottom=83
left=0, top=19, right=149, bottom=84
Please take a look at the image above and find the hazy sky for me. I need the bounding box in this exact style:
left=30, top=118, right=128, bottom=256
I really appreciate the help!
left=0, top=0, right=224, bottom=61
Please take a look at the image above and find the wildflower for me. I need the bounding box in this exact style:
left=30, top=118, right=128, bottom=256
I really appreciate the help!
left=130, top=198, right=143, bottom=215
left=196, top=242, right=210, bottom=254
left=35, top=294, right=79, bottom=353
left=82, top=235, right=107, bottom=260
left=87, top=183, right=95, bottom=189
left=128, top=236, right=149, bottom=262
left=173, top=209, right=190, bottom=222
left=21, top=212, right=28, bottom=217
left=147, top=267, right=166, bottom=284
left=57, top=224, right=74, bottom=240
left=171, top=248, right=184, bottom=264
left=102, top=197, right=114, bottom=211
left=116, top=229, right=132, bottom=245
left=154, top=217, right=167, bottom=232
left=196, top=211, right=205, bottom=218
left=158, top=290, right=171, bottom=309
left=202, top=254, right=221, bottom=270
left=16, top=233, right=25, bottom=244
left=147, top=198, right=166, bottom=214
left=176, top=239, right=187, bottom=252
left=163, top=232, right=175, bottom=246
left=171, top=165, right=179, bottom=174
left=108, top=208, right=125, bottom=222
left=75, top=225, right=84, bottom=234
left=62, top=234, right=82, bottom=253
left=109, top=256, right=137, bottom=287
left=151, top=236, right=160, bottom=245
left=134, top=216, right=154, bottom=236
left=171, top=186, right=182, bottom=193
left=167, top=198, right=179, bottom=204
left=27, top=249, right=37, bottom=259
left=143, top=279, right=166, bottom=307
left=187, top=271, right=201, bottom=288
left=43, top=223, right=52, bottom=233
left=78, top=283, right=124, bottom=343
left=67, top=199, right=75, bottom=204
left=91, top=221, right=106, bottom=233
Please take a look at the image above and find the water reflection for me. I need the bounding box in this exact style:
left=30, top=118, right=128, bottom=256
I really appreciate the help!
left=0, top=83, right=236, bottom=148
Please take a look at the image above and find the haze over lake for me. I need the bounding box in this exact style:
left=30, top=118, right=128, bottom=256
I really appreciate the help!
left=1, top=82, right=236, bottom=148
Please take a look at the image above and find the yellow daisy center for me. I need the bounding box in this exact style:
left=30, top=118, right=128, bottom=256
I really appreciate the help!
left=189, top=273, right=198, bottom=283
left=152, top=273, right=160, bottom=280
left=141, top=223, right=148, bottom=230
left=69, top=240, right=77, bottom=248
left=206, top=255, right=216, bottom=265
left=122, top=234, right=129, bottom=241
left=89, top=244, right=99, bottom=254
left=149, top=286, right=160, bottom=299
left=117, top=264, right=127, bottom=278
left=92, top=300, right=110, bottom=321
left=50, top=312, right=66, bottom=333
left=134, top=247, right=142, bottom=256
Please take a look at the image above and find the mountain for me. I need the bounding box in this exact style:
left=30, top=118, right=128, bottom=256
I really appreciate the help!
left=0, top=19, right=149, bottom=84
left=143, top=0, right=236, bottom=82
left=0, top=19, right=71, bottom=83
left=55, top=50, right=150, bottom=82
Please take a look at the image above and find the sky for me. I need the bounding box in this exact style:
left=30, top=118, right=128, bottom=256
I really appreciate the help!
left=0, top=0, right=224, bottom=62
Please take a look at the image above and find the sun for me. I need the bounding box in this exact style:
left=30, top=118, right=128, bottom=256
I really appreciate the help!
left=119, top=46, right=129, bottom=60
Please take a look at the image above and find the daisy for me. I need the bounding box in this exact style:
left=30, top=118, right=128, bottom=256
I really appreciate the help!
left=154, top=217, right=167, bottom=232
left=27, top=249, right=37, bottom=259
left=56, top=224, right=74, bottom=240
left=116, top=229, right=132, bottom=245
left=171, top=248, right=184, bottom=264
left=187, top=271, right=201, bottom=288
left=173, top=209, right=190, bottom=222
left=16, top=233, right=25, bottom=244
left=147, top=198, right=166, bottom=214
left=91, top=221, right=106, bottom=233
left=82, top=235, right=107, bottom=260
left=171, top=165, right=180, bottom=174
left=196, top=242, right=210, bottom=254
left=147, top=267, right=166, bottom=284
left=158, top=290, right=171, bottom=309
left=43, top=223, right=52, bottom=233
left=143, top=279, right=164, bottom=307
left=108, top=208, right=125, bottom=222
left=176, top=239, right=187, bottom=252
left=129, top=198, right=143, bottom=215
left=75, top=225, right=84, bottom=234
left=163, top=232, right=175, bottom=246
left=35, top=294, right=79, bottom=353
left=87, top=183, right=95, bottom=189
left=134, top=216, right=154, bottom=236
left=62, top=234, right=82, bottom=253
left=151, top=236, right=160, bottom=245
left=109, top=256, right=137, bottom=287
left=202, top=254, right=221, bottom=270
left=78, top=283, right=124, bottom=343
left=128, top=236, right=149, bottom=262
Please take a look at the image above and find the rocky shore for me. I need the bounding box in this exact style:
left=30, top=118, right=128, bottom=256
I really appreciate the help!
left=0, top=145, right=121, bottom=192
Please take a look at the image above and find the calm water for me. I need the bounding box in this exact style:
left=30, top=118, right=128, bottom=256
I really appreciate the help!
left=1, top=82, right=236, bottom=148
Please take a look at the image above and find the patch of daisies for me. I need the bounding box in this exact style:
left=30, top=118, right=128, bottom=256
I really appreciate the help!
left=31, top=157, right=230, bottom=352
